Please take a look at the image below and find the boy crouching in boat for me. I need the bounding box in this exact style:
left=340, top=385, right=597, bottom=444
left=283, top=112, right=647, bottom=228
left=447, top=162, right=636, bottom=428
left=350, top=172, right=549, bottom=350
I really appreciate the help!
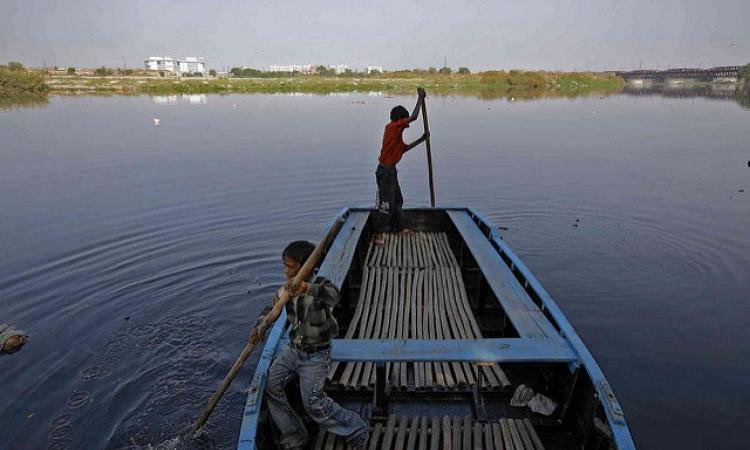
left=251, top=241, right=368, bottom=450
left=373, top=87, right=429, bottom=247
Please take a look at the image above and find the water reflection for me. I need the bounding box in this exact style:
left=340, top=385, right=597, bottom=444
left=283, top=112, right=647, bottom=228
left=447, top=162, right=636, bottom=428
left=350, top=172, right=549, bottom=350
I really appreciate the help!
left=0, top=95, right=49, bottom=111
left=3, top=86, right=749, bottom=111
left=622, top=83, right=750, bottom=109
left=152, top=94, right=208, bottom=105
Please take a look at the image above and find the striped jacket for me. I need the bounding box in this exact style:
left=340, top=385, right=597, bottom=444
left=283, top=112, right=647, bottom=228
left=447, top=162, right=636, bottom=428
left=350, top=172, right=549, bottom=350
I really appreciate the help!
left=265, top=277, right=340, bottom=346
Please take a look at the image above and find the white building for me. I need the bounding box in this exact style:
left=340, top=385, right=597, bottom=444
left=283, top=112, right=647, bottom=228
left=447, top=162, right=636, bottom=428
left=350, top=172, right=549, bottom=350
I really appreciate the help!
left=329, top=64, right=351, bottom=74
left=179, top=57, right=205, bottom=74
left=144, top=56, right=206, bottom=74
left=267, top=64, right=315, bottom=74
left=367, top=66, right=383, bottom=74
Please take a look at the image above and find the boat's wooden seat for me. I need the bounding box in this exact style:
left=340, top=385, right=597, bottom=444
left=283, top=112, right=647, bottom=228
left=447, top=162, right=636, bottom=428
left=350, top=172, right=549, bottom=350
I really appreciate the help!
left=312, top=414, right=545, bottom=450
left=327, top=232, right=509, bottom=391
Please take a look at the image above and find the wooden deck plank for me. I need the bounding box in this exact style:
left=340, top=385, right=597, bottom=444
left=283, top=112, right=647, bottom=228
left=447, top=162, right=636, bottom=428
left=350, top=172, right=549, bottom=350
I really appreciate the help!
left=313, top=429, right=327, bottom=450
left=416, top=232, right=426, bottom=268
left=345, top=266, right=379, bottom=388
left=438, top=265, right=474, bottom=386
left=413, top=269, right=424, bottom=389
left=462, top=416, right=472, bottom=450
left=507, top=419, right=524, bottom=450
left=431, top=269, right=455, bottom=387
left=409, top=269, right=424, bottom=389
left=499, top=419, right=514, bottom=450
left=395, top=269, right=405, bottom=387
left=421, top=416, right=432, bottom=450
left=515, top=419, right=535, bottom=450
left=361, top=266, right=386, bottom=388
left=426, top=270, right=446, bottom=389
left=522, top=419, right=545, bottom=450
left=324, top=431, right=336, bottom=450
left=450, top=416, right=461, bottom=450
left=406, top=415, right=420, bottom=450
left=491, top=423, right=505, bottom=450
left=435, top=267, right=465, bottom=387
left=447, top=211, right=548, bottom=338
left=473, top=423, right=483, bottom=450
left=382, top=414, right=398, bottom=450
left=483, top=423, right=495, bottom=450
left=368, top=423, right=383, bottom=450
left=377, top=267, right=395, bottom=386
left=330, top=264, right=373, bottom=382
left=385, top=266, right=399, bottom=385
left=399, top=269, right=411, bottom=389
left=440, top=415, right=451, bottom=450
left=443, top=266, right=500, bottom=388
left=394, top=415, right=409, bottom=450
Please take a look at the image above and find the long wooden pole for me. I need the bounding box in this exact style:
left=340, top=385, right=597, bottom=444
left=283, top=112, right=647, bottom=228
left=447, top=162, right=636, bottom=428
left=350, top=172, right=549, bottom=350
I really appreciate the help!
left=420, top=92, right=436, bottom=207
left=193, top=216, right=346, bottom=432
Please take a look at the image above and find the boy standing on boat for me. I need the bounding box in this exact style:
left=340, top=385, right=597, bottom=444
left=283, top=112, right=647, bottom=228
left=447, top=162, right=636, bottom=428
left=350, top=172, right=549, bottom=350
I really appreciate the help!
left=251, top=241, right=368, bottom=450
left=373, top=88, right=430, bottom=246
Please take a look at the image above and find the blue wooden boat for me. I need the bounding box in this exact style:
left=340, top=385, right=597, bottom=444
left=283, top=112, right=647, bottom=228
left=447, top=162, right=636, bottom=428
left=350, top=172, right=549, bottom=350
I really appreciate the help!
left=238, top=208, right=634, bottom=449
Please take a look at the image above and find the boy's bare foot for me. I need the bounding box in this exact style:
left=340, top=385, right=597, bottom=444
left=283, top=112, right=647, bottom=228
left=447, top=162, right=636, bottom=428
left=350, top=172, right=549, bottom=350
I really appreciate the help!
left=373, top=233, right=385, bottom=247
left=399, top=228, right=414, bottom=235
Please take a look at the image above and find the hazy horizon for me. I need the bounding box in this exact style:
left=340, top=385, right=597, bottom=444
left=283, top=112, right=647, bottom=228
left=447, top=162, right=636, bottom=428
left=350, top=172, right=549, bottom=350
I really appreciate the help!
left=1, top=0, right=748, bottom=72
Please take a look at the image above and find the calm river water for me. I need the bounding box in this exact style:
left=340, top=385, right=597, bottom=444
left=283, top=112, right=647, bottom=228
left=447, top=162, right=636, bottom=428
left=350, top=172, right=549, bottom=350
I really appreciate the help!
left=1, top=90, right=748, bottom=449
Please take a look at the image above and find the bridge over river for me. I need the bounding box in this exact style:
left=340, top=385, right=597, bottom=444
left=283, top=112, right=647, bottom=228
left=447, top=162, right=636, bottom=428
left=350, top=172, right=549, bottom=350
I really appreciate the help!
left=617, top=66, right=742, bottom=83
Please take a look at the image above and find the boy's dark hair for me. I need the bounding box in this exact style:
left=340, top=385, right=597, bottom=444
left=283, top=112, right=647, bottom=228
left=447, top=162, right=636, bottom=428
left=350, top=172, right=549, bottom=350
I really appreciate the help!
left=282, top=240, right=315, bottom=265
left=390, top=105, right=409, bottom=121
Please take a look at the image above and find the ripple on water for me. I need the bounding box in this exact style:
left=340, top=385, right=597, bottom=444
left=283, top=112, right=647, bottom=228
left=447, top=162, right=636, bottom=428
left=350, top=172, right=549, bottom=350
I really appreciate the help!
left=65, top=390, right=90, bottom=409
left=492, top=204, right=746, bottom=309
left=46, top=440, right=72, bottom=450
left=81, top=363, right=112, bottom=381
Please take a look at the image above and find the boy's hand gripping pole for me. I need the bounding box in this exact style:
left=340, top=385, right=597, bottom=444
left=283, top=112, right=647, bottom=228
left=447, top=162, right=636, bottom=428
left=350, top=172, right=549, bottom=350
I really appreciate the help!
left=420, top=90, right=436, bottom=207
left=193, top=216, right=346, bottom=433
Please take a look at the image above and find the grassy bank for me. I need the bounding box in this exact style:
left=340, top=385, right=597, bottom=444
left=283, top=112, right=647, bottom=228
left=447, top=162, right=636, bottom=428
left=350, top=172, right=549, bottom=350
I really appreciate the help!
left=0, top=64, right=50, bottom=97
left=44, top=70, right=624, bottom=99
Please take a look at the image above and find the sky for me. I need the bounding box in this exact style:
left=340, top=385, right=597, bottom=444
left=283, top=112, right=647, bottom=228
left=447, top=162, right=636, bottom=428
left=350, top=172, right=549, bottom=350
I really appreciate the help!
left=1, top=0, right=748, bottom=72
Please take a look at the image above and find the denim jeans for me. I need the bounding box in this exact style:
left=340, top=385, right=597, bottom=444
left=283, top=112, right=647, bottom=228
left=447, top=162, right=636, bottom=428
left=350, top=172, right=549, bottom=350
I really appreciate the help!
left=375, top=164, right=405, bottom=233
left=265, top=344, right=368, bottom=449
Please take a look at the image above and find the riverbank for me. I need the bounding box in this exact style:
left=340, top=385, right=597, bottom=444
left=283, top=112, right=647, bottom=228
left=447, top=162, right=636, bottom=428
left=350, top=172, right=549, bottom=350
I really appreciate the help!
left=42, top=71, right=624, bottom=99
left=0, top=66, right=49, bottom=97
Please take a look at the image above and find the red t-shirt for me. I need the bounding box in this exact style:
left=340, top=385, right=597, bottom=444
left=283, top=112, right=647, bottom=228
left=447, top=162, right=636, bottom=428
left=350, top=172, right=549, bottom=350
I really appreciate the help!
left=378, top=118, right=410, bottom=165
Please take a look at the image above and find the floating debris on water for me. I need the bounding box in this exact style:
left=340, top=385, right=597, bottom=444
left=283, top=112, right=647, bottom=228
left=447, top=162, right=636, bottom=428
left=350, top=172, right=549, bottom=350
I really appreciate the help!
left=152, top=118, right=160, bottom=126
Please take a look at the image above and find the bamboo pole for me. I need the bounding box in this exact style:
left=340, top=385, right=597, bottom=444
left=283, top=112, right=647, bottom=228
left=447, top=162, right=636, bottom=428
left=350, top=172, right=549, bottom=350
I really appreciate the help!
left=421, top=89, right=436, bottom=207
left=193, top=216, right=345, bottom=432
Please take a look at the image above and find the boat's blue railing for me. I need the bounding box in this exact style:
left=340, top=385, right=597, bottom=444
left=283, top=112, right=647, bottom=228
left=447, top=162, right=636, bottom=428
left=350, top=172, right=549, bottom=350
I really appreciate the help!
left=463, top=206, right=635, bottom=450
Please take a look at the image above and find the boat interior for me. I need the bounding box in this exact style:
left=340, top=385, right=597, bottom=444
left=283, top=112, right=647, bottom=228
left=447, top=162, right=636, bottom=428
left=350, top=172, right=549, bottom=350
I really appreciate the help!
left=250, top=209, right=621, bottom=450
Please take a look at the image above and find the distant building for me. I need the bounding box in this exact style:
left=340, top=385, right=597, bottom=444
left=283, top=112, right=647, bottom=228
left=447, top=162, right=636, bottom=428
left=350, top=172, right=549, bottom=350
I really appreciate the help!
left=180, top=57, right=205, bottom=73
left=329, top=64, right=350, bottom=74
left=367, top=66, right=383, bottom=74
left=267, top=64, right=315, bottom=74
left=144, top=56, right=206, bottom=74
